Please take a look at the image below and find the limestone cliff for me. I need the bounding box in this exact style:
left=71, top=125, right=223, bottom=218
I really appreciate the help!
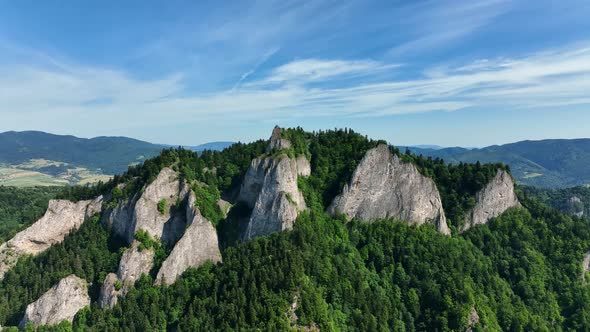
left=103, top=167, right=191, bottom=246
left=238, top=155, right=310, bottom=240
left=155, top=192, right=221, bottom=285
left=582, top=252, right=590, bottom=281
left=461, top=170, right=521, bottom=232
left=266, top=125, right=292, bottom=152
left=98, top=240, right=154, bottom=308
left=20, top=275, right=90, bottom=328
left=327, top=144, right=450, bottom=235
left=0, top=197, right=103, bottom=280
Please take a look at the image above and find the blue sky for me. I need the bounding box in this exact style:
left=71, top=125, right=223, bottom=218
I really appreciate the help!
left=0, top=0, right=589, bottom=147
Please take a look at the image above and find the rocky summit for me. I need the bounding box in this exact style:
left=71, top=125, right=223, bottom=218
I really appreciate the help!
left=238, top=128, right=310, bottom=240
left=461, top=169, right=521, bottom=232
left=20, top=275, right=90, bottom=328
left=328, top=144, right=450, bottom=235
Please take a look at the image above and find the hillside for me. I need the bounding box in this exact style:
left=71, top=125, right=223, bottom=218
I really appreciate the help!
left=406, top=139, right=590, bottom=188
left=0, top=131, right=233, bottom=187
left=0, top=127, right=589, bottom=331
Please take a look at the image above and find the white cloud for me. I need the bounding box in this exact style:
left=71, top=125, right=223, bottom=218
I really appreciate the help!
left=1, top=44, right=590, bottom=135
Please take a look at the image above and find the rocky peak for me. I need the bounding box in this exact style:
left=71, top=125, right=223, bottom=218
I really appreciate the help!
left=0, top=196, right=103, bottom=280
left=20, top=275, right=90, bottom=328
left=328, top=144, right=450, bottom=235
left=103, top=167, right=192, bottom=246
left=582, top=252, right=590, bottom=281
left=461, top=169, right=521, bottom=232
left=98, top=240, right=154, bottom=309
left=155, top=192, right=222, bottom=285
left=266, top=125, right=292, bottom=152
left=238, top=133, right=311, bottom=240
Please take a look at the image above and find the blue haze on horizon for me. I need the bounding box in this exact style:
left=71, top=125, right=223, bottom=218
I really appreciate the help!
left=0, top=0, right=589, bottom=147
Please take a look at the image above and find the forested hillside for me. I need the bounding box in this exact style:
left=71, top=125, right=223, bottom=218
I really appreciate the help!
left=522, top=185, right=590, bottom=220
left=1, top=128, right=589, bottom=331
left=406, top=139, right=590, bottom=188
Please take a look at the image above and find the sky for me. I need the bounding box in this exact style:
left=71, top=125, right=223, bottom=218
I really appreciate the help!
left=0, top=0, right=589, bottom=147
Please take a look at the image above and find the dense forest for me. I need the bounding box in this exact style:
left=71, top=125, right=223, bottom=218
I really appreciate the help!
left=1, top=128, right=589, bottom=331
left=521, top=185, right=590, bottom=220
left=0, top=186, right=62, bottom=243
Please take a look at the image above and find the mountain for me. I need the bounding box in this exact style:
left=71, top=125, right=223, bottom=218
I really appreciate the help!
left=1, top=127, right=589, bottom=330
left=404, top=139, right=590, bottom=188
left=188, top=141, right=235, bottom=152
left=0, top=131, right=233, bottom=187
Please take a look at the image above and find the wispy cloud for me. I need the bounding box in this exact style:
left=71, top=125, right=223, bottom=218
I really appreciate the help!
left=1, top=43, right=589, bottom=134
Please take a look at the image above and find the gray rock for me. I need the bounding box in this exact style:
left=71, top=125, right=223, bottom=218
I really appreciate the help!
left=97, top=273, right=120, bottom=309
left=238, top=155, right=310, bottom=240
left=328, top=144, right=450, bottom=235
left=266, top=125, right=292, bottom=152
left=20, top=275, right=90, bottom=328
left=103, top=167, right=191, bottom=246
left=465, top=307, right=480, bottom=332
left=566, top=196, right=584, bottom=217
left=98, top=240, right=154, bottom=309
left=461, top=170, right=521, bottom=232
left=0, top=198, right=102, bottom=280
left=155, top=193, right=221, bottom=285
left=132, top=167, right=190, bottom=245
left=582, top=251, right=590, bottom=280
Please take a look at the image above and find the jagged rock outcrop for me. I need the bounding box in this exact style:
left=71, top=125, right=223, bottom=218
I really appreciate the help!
left=103, top=167, right=191, bottom=246
left=238, top=156, right=310, bottom=240
left=566, top=196, right=584, bottom=217
left=20, top=275, right=90, bottom=328
left=461, top=170, right=521, bottom=232
left=155, top=192, right=221, bottom=285
left=465, top=307, right=480, bottom=332
left=237, top=127, right=310, bottom=240
left=98, top=240, right=154, bottom=308
left=266, top=125, right=292, bottom=152
left=0, top=197, right=103, bottom=280
left=582, top=252, right=590, bottom=281
left=328, top=144, right=450, bottom=235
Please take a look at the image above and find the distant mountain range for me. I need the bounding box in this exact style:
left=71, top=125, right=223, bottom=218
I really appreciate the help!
left=403, top=139, right=590, bottom=188
left=0, top=131, right=588, bottom=188
left=0, top=131, right=233, bottom=187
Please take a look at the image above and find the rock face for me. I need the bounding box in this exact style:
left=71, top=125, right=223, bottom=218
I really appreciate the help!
left=266, top=125, right=292, bottom=152
left=582, top=252, right=590, bottom=280
left=566, top=196, right=584, bottom=218
left=155, top=192, right=222, bottom=285
left=98, top=240, right=154, bottom=308
left=20, top=275, right=90, bottom=328
left=238, top=155, right=310, bottom=240
left=461, top=170, right=521, bottom=232
left=237, top=126, right=310, bottom=240
left=465, top=307, right=480, bottom=332
left=0, top=197, right=103, bottom=280
left=103, top=167, right=191, bottom=246
left=328, top=144, right=450, bottom=235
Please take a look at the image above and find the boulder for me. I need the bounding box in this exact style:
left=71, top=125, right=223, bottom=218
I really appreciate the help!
left=461, top=170, right=521, bottom=232
left=20, top=275, right=90, bottom=328
left=155, top=193, right=221, bottom=285
left=0, top=197, right=102, bottom=280
left=328, top=144, right=450, bottom=235
left=582, top=251, right=590, bottom=280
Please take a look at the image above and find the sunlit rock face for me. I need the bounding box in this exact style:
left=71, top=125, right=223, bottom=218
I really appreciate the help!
left=238, top=127, right=310, bottom=240
left=156, top=192, right=222, bottom=286
left=328, top=144, right=450, bottom=235
left=461, top=169, right=521, bottom=232
left=0, top=196, right=103, bottom=280
left=20, top=275, right=90, bottom=328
